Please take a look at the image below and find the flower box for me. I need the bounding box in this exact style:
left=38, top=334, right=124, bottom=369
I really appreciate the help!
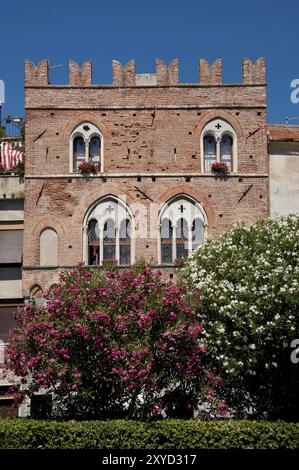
left=211, top=162, right=229, bottom=175
left=78, top=161, right=99, bottom=175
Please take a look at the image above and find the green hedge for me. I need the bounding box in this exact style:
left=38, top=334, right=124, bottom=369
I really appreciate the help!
left=0, top=419, right=298, bottom=449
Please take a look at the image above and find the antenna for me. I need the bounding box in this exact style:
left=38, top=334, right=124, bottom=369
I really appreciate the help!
left=49, top=64, right=63, bottom=70
left=285, top=116, right=299, bottom=125
left=0, top=80, right=4, bottom=125
left=0, top=80, right=4, bottom=106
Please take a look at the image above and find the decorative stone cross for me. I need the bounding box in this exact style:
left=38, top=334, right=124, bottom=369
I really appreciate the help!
left=215, top=123, right=222, bottom=130
left=106, top=204, right=114, bottom=213
left=179, top=204, right=186, bottom=213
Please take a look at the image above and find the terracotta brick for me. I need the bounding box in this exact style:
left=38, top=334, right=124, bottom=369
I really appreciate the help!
left=69, top=61, right=92, bottom=86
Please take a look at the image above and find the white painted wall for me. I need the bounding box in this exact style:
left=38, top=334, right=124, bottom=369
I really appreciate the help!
left=0, top=280, right=22, bottom=299
left=269, top=141, right=299, bottom=218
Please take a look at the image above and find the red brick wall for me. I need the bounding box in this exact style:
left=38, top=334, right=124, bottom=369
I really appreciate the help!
left=22, top=58, right=269, bottom=296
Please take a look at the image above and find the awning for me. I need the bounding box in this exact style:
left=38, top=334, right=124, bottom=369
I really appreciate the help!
left=0, top=230, right=23, bottom=264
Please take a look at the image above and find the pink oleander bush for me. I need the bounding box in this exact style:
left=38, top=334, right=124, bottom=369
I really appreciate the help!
left=4, top=264, right=226, bottom=420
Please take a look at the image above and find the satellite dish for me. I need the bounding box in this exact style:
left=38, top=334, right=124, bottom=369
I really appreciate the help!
left=0, top=80, right=4, bottom=106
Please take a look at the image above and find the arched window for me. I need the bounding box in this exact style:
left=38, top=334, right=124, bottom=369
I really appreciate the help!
left=159, top=196, right=207, bottom=265
left=40, top=228, right=58, bottom=266
left=220, top=134, right=233, bottom=171
left=161, top=218, right=173, bottom=264
left=203, top=135, right=217, bottom=172
left=84, top=197, right=133, bottom=266
left=119, top=219, right=131, bottom=266
left=192, top=218, right=204, bottom=251
left=176, top=218, right=188, bottom=259
left=103, top=219, right=116, bottom=262
left=201, top=118, right=237, bottom=173
left=88, top=219, right=99, bottom=265
left=73, top=136, right=85, bottom=171
left=89, top=136, right=101, bottom=164
left=70, top=122, right=103, bottom=173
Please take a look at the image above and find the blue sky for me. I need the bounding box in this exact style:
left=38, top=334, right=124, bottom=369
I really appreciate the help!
left=1, top=0, right=299, bottom=123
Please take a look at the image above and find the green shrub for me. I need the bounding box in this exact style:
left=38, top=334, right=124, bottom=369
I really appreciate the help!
left=0, top=419, right=297, bottom=449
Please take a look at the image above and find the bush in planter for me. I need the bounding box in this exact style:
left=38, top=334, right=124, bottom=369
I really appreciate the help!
left=211, top=162, right=229, bottom=175
left=4, top=265, right=225, bottom=420
left=181, top=216, right=299, bottom=420
left=78, top=161, right=99, bottom=175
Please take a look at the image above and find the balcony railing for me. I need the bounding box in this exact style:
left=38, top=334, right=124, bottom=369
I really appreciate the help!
left=0, top=118, right=24, bottom=139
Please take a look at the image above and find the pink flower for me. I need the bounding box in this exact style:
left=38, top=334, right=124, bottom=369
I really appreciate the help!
left=115, top=321, right=125, bottom=332
left=219, top=401, right=227, bottom=409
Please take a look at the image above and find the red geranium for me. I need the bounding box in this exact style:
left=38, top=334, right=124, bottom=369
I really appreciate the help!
left=211, top=162, right=229, bottom=174
left=78, top=161, right=99, bottom=175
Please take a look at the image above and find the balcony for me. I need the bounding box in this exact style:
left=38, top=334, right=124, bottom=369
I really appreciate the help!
left=0, top=176, right=24, bottom=199
left=0, top=118, right=24, bottom=139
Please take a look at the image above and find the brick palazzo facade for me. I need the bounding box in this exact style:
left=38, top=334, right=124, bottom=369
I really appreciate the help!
left=23, top=57, right=269, bottom=298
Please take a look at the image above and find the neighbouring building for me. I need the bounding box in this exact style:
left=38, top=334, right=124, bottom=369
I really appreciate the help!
left=268, top=125, right=299, bottom=217
left=0, top=131, right=24, bottom=416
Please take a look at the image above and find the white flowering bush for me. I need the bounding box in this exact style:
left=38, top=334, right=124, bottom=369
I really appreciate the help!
left=182, top=216, right=299, bottom=420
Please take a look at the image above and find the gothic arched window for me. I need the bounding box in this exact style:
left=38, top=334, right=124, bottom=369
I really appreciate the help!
left=73, top=136, right=85, bottom=170
left=201, top=118, right=237, bottom=173
left=89, top=136, right=101, bottom=164
left=176, top=218, right=188, bottom=259
left=103, top=219, right=116, bottom=262
left=161, top=218, right=173, bottom=264
left=220, top=134, right=233, bottom=171
left=159, top=196, right=207, bottom=265
left=203, top=134, right=217, bottom=172
left=88, top=219, right=99, bottom=265
left=192, top=218, right=204, bottom=251
left=84, top=198, right=133, bottom=266
left=70, top=122, right=103, bottom=173
left=119, top=219, right=131, bottom=266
